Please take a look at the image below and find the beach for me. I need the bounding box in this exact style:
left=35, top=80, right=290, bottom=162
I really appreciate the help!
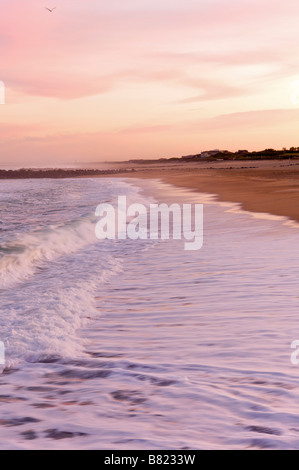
left=3, top=159, right=299, bottom=223
left=111, top=159, right=299, bottom=224
left=4, top=0, right=299, bottom=452
left=1, top=174, right=299, bottom=449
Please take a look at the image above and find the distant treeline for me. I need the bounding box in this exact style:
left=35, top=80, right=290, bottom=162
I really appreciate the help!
left=0, top=168, right=136, bottom=179
left=197, top=148, right=299, bottom=161
left=129, top=147, right=299, bottom=164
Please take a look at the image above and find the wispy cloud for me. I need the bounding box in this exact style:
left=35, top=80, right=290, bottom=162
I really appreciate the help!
left=202, top=108, right=299, bottom=130
left=1, top=0, right=299, bottom=162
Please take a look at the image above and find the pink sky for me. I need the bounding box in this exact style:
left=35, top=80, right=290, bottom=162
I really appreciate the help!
left=1, top=0, right=299, bottom=165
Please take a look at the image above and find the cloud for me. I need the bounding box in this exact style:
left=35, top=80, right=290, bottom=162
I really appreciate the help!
left=176, top=80, right=249, bottom=103
left=0, top=123, right=43, bottom=140
left=2, top=1, right=299, bottom=162
left=204, top=108, right=299, bottom=130
left=1, top=0, right=299, bottom=101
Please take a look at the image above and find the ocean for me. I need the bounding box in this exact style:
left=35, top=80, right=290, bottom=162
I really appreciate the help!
left=1, top=177, right=299, bottom=449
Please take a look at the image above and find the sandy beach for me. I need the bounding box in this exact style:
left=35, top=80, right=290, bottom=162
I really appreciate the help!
left=107, top=159, right=299, bottom=223
left=3, top=159, right=299, bottom=222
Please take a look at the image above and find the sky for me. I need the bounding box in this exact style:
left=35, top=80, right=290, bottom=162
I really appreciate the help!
left=1, top=0, right=299, bottom=165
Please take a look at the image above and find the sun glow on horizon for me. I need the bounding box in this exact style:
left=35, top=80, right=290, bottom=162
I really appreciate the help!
left=1, top=0, right=299, bottom=165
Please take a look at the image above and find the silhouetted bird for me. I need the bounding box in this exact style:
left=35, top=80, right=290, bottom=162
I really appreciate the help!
left=45, top=7, right=56, bottom=12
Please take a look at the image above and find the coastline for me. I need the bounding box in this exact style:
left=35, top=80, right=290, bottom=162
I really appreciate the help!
left=2, top=169, right=299, bottom=449
left=2, top=159, right=299, bottom=223
left=115, top=160, right=299, bottom=224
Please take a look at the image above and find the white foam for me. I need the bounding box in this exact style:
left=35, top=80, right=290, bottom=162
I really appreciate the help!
left=0, top=215, right=99, bottom=289
left=1, top=256, right=123, bottom=367
left=1, top=177, right=299, bottom=449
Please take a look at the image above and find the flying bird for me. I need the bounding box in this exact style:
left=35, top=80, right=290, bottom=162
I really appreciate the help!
left=45, top=7, right=56, bottom=12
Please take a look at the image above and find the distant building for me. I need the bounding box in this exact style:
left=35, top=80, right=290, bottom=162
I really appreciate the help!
left=200, top=149, right=221, bottom=158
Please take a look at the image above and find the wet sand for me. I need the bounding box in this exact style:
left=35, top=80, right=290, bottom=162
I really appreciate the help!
left=3, top=158, right=299, bottom=222
left=113, top=159, right=299, bottom=223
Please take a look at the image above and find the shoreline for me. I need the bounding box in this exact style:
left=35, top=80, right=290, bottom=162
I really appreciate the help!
left=117, top=160, right=299, bottom=224
left=2, top=159, right=299, bottom=223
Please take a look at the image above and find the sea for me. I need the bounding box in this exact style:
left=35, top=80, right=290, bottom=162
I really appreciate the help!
left=0, top=176, right=299, bottom=449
